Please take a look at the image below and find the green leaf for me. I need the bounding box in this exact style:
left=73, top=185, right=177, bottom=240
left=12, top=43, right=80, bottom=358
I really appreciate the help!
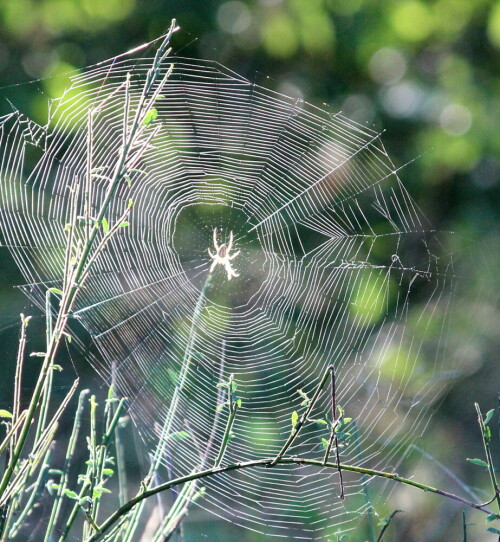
left=466, top=458, right=489, bottom=468
left=297, top=389, right=309, bottom=401
left=30, top=352, right=46, bottom=357
left=291, top=411, right=299, bottom=427
left=101, top=217, right=109, bottom=234
left=142, top=108, right=158, bottom=125
left=118, top=222, right=129, bottom=228
left=169, top=431, right=190, bottom=440
left=236, top=398, right=242, bottom=408
left=97, top=486, right=111, bottom=494
left=321, top=438, right=329, bottom=448
left=484, top=409, right=495, bottom=425
left=51, top=364, right=63, bottom=372
left=216, top=401, right=228, bottom=412
left=312, top=419, right=328, bottom=425
left=49, top=287, right=63, bottom=295
left=102, top=468, right=114, bottom=476
left=488, top=527, right=500, bottom=534
left=487, top=514, right=500, bottom=522
left=0, top=409, right=13, bottom=418
left=47, top=482, right=60, bottom=495
left=64, top=489, right=79, bottom=500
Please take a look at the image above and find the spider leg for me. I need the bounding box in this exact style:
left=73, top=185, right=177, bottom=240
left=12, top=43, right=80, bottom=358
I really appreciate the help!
left=227, top=231, right=234, bottom=253
left=208, top=248, right=216, bottom=258
left=210, top=259, right=218, bottom=273
left=228, top=250, right=240, bottom=260
left=213, top=228, right=220, bottom=252
left=225, top=260, right=239, bottom=280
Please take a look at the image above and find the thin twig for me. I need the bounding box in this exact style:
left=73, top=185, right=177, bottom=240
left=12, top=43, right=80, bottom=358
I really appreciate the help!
left=376, top=509, right=403, bottom=542
left=322, top=366, right=344, bottom=499
left=86, top=456, right=495, bottom=542
left=270, top=364, right=332, bottom=467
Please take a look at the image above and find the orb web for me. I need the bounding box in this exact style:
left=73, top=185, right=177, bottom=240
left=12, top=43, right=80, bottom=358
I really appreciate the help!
left=0, top=49, right=458, bottom=539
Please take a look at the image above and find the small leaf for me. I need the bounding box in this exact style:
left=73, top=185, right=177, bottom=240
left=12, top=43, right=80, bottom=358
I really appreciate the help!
left=101, top=217, right=109, bottom=234
left=291, top=411, right=299, bottom=427
left=484, top=409, right=495, bottom=425
left=487, top=514, right=500, bottom=522
left=30, top=352, right=46, bottom=357
left=118, top=222, right=129, bottom=228
left=466, top=458, right=489, bottom=468
left=48, top=469, right=63, bottom=475
left=169, top=431, right=190, bottom=440
left=321, top=438, right=329, bottom=448
left=64, top=489, right=79, bottom=500
left=49, top=287, right=63, bottom=295
left=51, top=364, right=63, bottom=372
left=0, top=409, right=13, bottom=418
left=312, top=419, right=328, bottom=425
left=236, top=398, right=242, bottom=408
left=297, top=389, right=309, bottom=401
left=102, top=468, right=114, bottom=476
left=128, top=199, right=134, bottom=208
left=487, top=527, right=500, bottom=535
left=97, top=486, right=111, bottom=494
left=142, top=108, right=158, bottom=125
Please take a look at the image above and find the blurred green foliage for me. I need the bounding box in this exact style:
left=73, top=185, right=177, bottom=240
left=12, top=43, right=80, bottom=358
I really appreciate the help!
left=0, top=1, right=498, bottom=541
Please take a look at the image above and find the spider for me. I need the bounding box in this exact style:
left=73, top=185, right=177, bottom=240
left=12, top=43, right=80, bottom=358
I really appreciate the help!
left=208, top=228, right=240, bottom=280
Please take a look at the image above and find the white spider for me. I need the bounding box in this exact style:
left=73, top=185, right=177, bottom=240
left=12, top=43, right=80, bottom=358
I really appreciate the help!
left=208, top=228, right=240, bottom=280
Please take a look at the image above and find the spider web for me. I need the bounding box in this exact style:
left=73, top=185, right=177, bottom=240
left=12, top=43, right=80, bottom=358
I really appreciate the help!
left=0, top=49, right=460, bottom=539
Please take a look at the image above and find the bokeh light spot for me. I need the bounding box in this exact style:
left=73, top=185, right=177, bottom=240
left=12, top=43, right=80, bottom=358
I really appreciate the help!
left=439, top=103, right=472, bottom=136
left=391, top=1, right=434, bottom=42
left=487, top=1, right=500, bottom=49
left=262, top=12, right=298, bottom=58
left=368, top=47, right=407, bottom=85
left=217, top=1, right=253, bottom=35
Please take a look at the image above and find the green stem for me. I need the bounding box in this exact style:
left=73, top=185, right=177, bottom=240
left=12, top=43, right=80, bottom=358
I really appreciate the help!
left=44, top=390, right=89, bottom=542
left=86, top=456, right=494, bottom=542
left=475, top=403, right=500, bottom=513
left=121, top=272, right=212, bottom=541
left=270, top=364, right=332, bottom=466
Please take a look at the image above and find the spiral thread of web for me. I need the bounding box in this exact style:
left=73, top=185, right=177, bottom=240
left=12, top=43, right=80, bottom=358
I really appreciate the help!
left=0, top=53, right=457, bottom=538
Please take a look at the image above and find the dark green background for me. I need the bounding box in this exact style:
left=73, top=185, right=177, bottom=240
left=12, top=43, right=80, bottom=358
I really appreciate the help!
left=0, top=1, right=499, bottom=540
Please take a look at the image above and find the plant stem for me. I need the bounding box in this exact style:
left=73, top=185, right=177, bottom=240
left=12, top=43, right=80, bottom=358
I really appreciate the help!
left=86, top=456, right=494, bottom=542
left=121, top=272, right=212, bottom=541
left=270, top=364, right=332, bottom=466
left=376, top=509, right=403, bottom=542
left=475, top=403, right=500, bottom=513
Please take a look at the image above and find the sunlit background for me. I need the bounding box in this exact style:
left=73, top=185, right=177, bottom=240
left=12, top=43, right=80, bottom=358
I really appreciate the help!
left=0, top=1, right=499, bottom=541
